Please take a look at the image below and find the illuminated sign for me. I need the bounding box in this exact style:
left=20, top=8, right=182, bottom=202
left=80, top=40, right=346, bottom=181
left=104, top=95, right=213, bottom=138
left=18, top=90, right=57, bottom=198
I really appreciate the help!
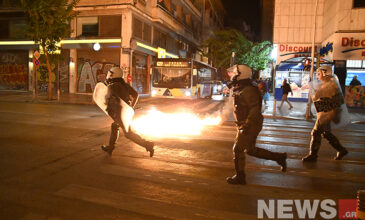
left=156, top=61, right=190, bottom=67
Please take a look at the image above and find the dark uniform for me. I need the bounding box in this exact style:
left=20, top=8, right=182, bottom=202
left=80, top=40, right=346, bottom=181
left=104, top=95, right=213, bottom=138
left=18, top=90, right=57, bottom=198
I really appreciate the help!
left=227, top=79, right=287, bottom=185
left=102, top=78, right=154, bottom=157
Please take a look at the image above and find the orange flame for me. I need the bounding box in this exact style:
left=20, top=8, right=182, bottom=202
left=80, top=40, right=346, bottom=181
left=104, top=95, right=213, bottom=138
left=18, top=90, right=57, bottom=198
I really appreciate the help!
left=132, top=109, right=221, bottom=138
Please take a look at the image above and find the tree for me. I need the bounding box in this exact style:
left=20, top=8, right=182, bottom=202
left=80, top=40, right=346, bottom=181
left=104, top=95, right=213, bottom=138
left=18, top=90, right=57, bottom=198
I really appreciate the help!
left=21, top=0, right=79, bottom=100
left=202, top=29, right=273, bottom=72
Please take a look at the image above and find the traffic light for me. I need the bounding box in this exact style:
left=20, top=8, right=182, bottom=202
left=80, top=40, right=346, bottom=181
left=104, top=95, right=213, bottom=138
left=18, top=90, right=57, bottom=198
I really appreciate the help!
left=304, top=59, right=310, bottom=66
left=304, top=59, right=310, bottom=71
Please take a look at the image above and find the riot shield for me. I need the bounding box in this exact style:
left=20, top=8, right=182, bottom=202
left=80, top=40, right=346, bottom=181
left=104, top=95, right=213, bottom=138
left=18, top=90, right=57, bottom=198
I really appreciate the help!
left=310, top=74, right=350, bottom=129
left=93, top=82, right=134, bottom=132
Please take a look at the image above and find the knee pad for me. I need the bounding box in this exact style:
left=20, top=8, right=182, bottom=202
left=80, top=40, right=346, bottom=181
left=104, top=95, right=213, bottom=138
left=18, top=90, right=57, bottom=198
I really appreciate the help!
left=322, top=131, right=335, bottom=140
left=245, top=147, right=258, bottom=156
left=111, top=122, right=119, bottom=130
left=311, top=129, right=321, bottom=137
left=233, top=144, right=244, bottom=155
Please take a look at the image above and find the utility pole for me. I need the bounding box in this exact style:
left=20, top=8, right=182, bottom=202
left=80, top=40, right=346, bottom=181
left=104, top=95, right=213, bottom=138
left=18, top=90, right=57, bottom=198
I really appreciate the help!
left=305, top=0, right=319, bottom=120
left=32, top=57, right=37, bottom=101
left=57, top=58, right=60, bottom=102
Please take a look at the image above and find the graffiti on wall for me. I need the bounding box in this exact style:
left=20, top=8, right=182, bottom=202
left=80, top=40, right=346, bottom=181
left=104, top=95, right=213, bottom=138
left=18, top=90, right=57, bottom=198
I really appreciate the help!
left=77, top=59, right=116, bottom=93
left=0, top=52, right=27, bottom=90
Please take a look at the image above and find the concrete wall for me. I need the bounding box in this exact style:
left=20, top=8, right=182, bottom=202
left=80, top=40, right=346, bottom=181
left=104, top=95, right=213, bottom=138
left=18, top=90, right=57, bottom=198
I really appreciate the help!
left=273, top=0, right=324, bottom=44
left=274, top=0, right=365, bottom=45
left=323, top=0, right=365, bottom=40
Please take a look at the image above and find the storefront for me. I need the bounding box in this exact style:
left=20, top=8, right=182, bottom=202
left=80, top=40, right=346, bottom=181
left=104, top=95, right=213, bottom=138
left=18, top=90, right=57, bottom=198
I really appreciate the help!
left=320, top=32, right=365, bottom=107
left=0, top=50, right=28, bottom=90
left=132, top=52, right=148, bottom=94
left=76, top=48, right=119, bottom=93
left=274, top=43, right=332, bottom=102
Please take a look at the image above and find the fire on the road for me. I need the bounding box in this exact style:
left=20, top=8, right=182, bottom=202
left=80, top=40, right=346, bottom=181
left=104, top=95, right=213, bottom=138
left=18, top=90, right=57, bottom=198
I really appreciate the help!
left=132, top=109, right=221, bottom=138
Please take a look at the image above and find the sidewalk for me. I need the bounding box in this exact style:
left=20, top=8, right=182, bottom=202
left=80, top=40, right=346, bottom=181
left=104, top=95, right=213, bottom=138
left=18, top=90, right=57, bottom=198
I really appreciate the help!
left=1, top=90, right=365, bottom=123
left=262, top=96, right=365, bottom=124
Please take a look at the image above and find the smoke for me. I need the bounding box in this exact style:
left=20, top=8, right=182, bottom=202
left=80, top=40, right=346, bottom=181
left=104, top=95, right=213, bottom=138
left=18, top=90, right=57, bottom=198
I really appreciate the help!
left=219, top=89, right=235, bottom=122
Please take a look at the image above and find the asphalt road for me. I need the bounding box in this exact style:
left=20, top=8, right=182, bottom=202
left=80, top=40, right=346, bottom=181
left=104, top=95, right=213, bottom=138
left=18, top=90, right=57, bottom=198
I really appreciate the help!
left=0, top=98, right=364, bottom=219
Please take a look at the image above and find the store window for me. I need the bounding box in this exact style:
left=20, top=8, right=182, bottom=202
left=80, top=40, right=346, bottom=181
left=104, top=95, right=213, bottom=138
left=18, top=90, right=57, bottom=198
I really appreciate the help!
left=345, top=60, right=365, bottom=86
left=132, top=53, right=148, bottom=94
left=354, top=0, right=365, bottom=8
left=77, top=17, right=99, bottom=37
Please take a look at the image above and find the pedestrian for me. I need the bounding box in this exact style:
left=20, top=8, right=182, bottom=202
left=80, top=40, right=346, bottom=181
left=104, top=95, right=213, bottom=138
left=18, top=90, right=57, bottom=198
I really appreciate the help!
left=257, top=79, right=269, bottom=106
left=100, top=67, right=154, bottom=157
left=279, top=78, right=293, bottom=110
left=226, top=64, right=287, bottom=185
left=302, top=66, right=348, bottom=162
left=350, top=75, right=361, bottom=86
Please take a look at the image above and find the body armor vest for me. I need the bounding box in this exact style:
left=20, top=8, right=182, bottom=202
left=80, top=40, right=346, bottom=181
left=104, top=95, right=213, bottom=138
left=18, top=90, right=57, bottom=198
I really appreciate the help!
left=234, top=85, right=262, bottom=124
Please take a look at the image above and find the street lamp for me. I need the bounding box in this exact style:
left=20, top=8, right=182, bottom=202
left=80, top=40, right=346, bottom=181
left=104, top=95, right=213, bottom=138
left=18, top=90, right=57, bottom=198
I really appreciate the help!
left=93, top=43, right=101, bottom=51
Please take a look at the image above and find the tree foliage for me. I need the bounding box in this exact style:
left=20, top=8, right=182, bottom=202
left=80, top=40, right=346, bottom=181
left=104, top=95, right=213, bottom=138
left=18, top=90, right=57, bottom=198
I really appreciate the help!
left=21, top=0, right=79, bottom=99
left=202, top=29, right=273, bottom=71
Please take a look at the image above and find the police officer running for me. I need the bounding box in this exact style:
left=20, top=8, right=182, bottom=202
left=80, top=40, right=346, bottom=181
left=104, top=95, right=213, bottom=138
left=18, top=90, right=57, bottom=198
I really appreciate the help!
left=101, top=67, right=154, bottom=157
left=226, top=65, right=287, bottom=185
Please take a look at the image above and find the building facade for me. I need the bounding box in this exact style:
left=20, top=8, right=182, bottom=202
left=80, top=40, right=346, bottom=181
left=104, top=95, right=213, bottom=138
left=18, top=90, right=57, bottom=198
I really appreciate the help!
left=0, top=0, right=224, bottom=95
left=273, top=0, right=365, bottom=101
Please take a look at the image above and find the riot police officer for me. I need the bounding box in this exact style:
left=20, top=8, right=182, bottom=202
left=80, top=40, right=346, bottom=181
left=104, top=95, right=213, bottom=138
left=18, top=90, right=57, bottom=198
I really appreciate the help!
left=101, top=67, right=154, bottom=157
left=302, top=66, right=348, bottom=162
left=226, top=64, right=287, bottom=185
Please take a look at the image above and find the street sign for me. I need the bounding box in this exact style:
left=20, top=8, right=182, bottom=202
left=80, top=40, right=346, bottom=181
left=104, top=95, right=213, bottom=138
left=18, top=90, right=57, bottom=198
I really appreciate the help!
left=34, top=51, right=40, bottom=59
left=35, top=59, right=40, bottom=66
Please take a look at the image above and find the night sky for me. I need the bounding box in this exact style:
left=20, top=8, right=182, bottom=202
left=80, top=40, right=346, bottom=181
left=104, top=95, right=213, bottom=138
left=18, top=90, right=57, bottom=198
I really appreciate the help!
left=221, top=0, right=261, bottom=38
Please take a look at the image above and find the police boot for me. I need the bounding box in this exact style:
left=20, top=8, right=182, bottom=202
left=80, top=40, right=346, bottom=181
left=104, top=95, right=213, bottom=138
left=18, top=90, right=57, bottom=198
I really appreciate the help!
left=276, top=152, right=287, bottom=172
left=101, top=145, right=115, bottom=156
left=302, top=130, right=321, bottom=162
left=144, top=141, right=155, bottom=158
left=226, top=158, right=246, bottom=185
left=101, top=123, right=119, bottom=156
left=324, top=132, right=348, bottom=160
left=246, top=147, right=287, bottom=172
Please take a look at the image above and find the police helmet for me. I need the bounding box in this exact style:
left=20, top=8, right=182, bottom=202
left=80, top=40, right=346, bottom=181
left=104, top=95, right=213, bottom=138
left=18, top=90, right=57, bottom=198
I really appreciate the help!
left=227, top=64, right=252, bottom=81
left=317, top=66, right=333, bottom=77
left=106, top=67, right=123, bottom=79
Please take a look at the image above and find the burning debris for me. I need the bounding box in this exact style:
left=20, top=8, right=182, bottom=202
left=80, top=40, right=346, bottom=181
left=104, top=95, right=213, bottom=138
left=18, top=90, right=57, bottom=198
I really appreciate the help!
left=132, top=109, right=221, bottom=138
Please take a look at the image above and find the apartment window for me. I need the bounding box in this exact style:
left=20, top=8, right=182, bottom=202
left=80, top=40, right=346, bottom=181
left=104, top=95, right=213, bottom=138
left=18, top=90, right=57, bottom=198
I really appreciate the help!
left=77, top=17, right=99, bottom=37
left=171, top=3, right=177, bottom=17
left=133, top=17, right=152, bottom=43
left=0, top=20, right=9, bottom=39
left=133, top=17, right=143, bottom=39
left=143, top=23, right=151, bottom=43
left=353, top=0, right=365, bottom=8
left=9, top=19, right=26, bottom=39
left=99, top=16, right=121, bottom=37
left=157, top=0, right=167, bottom=10
left=153, top=28, right=167, bottom=48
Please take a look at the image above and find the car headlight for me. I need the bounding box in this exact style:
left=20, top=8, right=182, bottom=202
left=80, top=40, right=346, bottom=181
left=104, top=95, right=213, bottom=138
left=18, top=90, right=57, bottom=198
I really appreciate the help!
left=152, top=90, right=157, bottom=96
left=184, top=91, right=191, bottom=96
